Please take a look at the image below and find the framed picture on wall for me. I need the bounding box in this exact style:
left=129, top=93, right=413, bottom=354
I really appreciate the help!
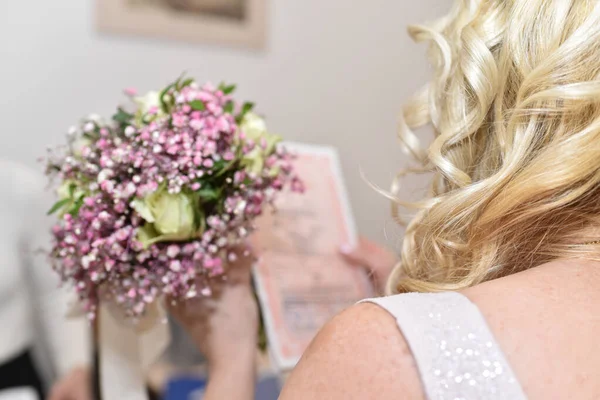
left=96, top=0, right=268, bottom=49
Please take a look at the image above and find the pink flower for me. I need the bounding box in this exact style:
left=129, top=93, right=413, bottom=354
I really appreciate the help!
left=124, top=87, right=137, bottom=96
left=170, top=260, right=182, bottom=272
left=114, top=202, right=126, bottom=213
left=190, top=119, right=204, bottom=131
left=206, top=102, right=222, bottom=115
left=216, top=116, right=230, bottom=131
left=115, top=229, right=129, bottom=241
left=167, top=245, right=180, bottom=258
left=172, top=114, right=187, bottom=128
left=166, top=145, right=180, bottom=155
left=197, top=91, right=213, bottom=101
left=100, top=180, right=115, bottom=193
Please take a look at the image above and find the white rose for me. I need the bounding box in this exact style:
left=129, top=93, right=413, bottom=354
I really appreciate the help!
left=134, top=91, right=167, bottom=126
left=135, top=91, right=161, bottom=114
left=239, top=113, right=282, bottom=175
left=240, top=112, right=268, bottom=141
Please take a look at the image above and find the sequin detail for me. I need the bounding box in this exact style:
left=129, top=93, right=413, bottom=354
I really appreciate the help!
left=361, top=293, right=527, bottom=400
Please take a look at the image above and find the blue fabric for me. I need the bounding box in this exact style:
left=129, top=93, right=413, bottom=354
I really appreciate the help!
left=164, top=376, right=206, bottom=400
left=164, top=375, right=280, bottom=400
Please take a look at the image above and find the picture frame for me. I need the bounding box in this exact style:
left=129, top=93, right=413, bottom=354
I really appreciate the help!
left=251, top=143, right=374, bottom=371
left=96, top=0, right=268, bottom=49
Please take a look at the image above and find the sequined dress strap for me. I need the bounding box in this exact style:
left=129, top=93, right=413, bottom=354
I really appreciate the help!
left=360, top=292, right=527, bottom=400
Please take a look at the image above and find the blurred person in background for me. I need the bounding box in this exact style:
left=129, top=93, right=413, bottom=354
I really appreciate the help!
left=0, top=159, right=90, bottom=400
left=173, top=0, right=600, bottom=399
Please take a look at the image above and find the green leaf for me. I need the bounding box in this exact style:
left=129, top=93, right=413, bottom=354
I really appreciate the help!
left=222, top=84, right=236, bottom=95
left=160, top=73, right=187, bottom=113
left=82, top=132, right=97, bottom=140
left=173, top=72, right=186, bottom=88
left=223, top=101, right=234, bottom=114
left=113, top=108, right=134, bottom=124
left=159, top=83, right=176, bottom=113
left=197, top=186, right=220, bottom=201
left=70, top=196, right=85, bottom=217
left=193, top=201, right=206, bottom=236
left=142, top=113, right=156, bottom=125
left=214, top=159, right=237, bottom=177
left=212, top=159, right=227, bottom=170
left=161, top=83, right=175, bottom=97
left=198, top=214, right=206, bottom=236
left=47, top=198, right=71, bottom=215
left=190, top=100, right=206, bottom=111
left=179, top=78, right=194, bottom=89
left=236, top=102, right=255, bottom=123
left=241, top=102, right=254, bottom=115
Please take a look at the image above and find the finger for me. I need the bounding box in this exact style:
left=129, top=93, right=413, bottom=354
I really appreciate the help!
left=225, top=244, right=256, bottom=284
left=169, top=294, right=214, bottom=317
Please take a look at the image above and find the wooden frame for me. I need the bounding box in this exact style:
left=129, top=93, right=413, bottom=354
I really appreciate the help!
left=96, top=0, right=268, bottom=49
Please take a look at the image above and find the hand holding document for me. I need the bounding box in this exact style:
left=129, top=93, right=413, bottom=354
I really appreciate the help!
left=252, top=143, right=374, bottom=371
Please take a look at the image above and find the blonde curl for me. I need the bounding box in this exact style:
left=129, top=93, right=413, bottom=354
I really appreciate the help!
left=388, top=0, right=600, bottom=294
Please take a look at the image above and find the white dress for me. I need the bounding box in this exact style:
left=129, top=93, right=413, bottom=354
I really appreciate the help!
left=362, top=292, right=527, bottom=400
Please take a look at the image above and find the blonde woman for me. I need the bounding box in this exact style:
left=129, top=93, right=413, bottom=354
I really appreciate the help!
left=175, top=0, right=600, bottom=398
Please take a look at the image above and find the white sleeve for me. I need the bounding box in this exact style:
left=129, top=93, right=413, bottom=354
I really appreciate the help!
left=22, top=176, right=91, bottom=377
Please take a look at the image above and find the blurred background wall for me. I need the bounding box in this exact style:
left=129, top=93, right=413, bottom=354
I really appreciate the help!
left=0, top=0, right=448, bottom=245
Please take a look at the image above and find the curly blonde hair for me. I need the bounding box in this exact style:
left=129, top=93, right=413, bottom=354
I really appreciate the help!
left=388, top=0, right=600, bottom=294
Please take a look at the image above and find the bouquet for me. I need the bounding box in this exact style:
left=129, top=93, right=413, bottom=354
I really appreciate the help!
left=44, top=75, right=303, bottom=323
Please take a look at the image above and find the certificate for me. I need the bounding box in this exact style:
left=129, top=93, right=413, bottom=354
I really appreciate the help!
left=251, top=143, right=374, bottom=371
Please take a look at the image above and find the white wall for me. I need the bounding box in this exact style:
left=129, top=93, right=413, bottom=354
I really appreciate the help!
left=0, top=1, right=448, bottom=245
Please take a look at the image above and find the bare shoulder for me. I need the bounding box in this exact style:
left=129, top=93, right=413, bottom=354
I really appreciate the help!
left=279, top=302, right=425, bottom=400
left=280, top=260, right=600, bottom=399
left=461, top=260, right=600, bottom=399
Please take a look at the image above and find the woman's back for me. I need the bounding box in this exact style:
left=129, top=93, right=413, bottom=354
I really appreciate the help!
left=281, top=259, right=600, bottom=399
left=463, top=259, right=600, bottom=399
